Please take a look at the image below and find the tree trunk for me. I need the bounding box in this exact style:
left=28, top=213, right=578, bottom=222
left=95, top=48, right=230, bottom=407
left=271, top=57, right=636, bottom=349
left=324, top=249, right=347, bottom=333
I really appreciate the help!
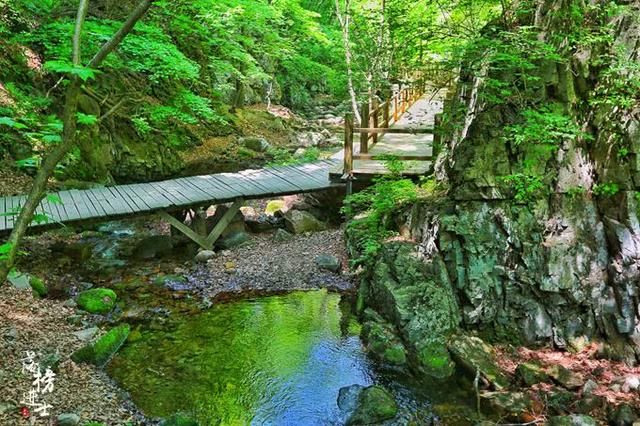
left=0, top=0, right=156, bottom=283
left=335, top=0, right=361, bottom=124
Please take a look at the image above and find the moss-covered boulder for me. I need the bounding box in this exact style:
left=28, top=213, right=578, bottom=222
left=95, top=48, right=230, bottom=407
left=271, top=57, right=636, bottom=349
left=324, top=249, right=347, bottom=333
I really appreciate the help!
left=283, top=210, right=327, bottom=234
left=76, top=288, right=117, bottom=314
left=29, top=276, right=47, bottom=298
left=346, top=386, right=398, bottom=425
left=71, top=324, right=130, bottom=367
left=265, top=200, right=285, bottom=215
left=447, top=333, right=509, bottom=389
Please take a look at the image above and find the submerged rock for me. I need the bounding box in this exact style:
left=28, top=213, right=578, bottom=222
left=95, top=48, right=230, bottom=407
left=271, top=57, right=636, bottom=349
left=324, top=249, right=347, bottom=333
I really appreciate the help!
left=337, top=384, right=365, bottom=414
left=283, top=210, right=327, bottom=234
left=76, top=288, right=117, bottom=314
left=72, top=324, right=130, bottom=367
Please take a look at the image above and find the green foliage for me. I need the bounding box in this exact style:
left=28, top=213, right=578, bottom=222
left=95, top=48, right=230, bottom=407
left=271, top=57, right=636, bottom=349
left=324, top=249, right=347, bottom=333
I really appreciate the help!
left=504, top=106, right=583, bottom=147
left=343, top=160, right=418, bottom=265
left=500, top=173, right=545, bottom=203
left=43, top=60, right=100, bottom=81
left=266, top=147, right=320, bottom=166
left=593, top=182, right=620, bottom=197
left=566, top=186, right=586, bottom=198
left=0, top=242, right=12, bottom=261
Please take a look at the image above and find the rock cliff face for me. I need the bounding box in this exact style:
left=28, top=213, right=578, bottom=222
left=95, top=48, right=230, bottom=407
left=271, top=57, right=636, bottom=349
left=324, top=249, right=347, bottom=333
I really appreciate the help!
left=353, top=0, right=640, bottom=377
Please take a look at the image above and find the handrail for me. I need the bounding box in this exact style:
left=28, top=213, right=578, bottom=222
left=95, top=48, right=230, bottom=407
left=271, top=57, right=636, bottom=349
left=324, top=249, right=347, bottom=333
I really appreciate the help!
left=342, top=78, right=428, bottom=179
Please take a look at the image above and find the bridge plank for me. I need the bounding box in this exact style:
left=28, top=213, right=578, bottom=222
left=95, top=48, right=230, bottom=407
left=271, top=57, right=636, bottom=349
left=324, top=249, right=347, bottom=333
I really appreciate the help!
left=57, top=191, right=81, bottom=221
left=113, top=185, right=148, bottom=212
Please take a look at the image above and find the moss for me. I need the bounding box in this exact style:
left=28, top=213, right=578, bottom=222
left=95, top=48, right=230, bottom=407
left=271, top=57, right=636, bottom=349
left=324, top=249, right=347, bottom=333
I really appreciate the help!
left=265, top=200, right=285, bottom=215
left=29, top=276, right=47, bottom=298
left=160, top=414, right=199, bottom=426
left=417, top=342, right=455, bottom=379
left=72, top=324, right=130, bottom=367
left=76, top=288, right=117, bottom=314
left=383, top=346, right=407, bottom=365
left=347, top=386, right=398, bottom=425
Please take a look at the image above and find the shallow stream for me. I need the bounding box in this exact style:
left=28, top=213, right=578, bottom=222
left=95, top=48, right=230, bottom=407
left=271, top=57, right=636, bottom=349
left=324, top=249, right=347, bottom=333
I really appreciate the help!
left=108, top=290, right=439, bottom=425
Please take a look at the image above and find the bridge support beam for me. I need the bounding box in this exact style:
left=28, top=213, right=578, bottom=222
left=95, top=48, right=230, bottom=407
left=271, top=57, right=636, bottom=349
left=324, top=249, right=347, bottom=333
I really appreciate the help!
left=159, top=198, right=245, bottom=250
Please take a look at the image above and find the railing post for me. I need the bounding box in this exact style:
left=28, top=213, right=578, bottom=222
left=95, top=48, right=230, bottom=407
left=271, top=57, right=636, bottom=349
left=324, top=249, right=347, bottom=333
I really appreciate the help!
left=383, top=100, right=390, bottom=128
left=344, top=113, right=353, bottom=176
left=372, top=99, right=379, bottom=145
left=360, top=101, right=369, bottom=154
left=393, top=93, right=398, bottom=122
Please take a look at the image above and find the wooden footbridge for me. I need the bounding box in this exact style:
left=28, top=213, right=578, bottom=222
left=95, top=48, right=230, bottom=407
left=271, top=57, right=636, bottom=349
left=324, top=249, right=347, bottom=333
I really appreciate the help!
left=0, top=81, right=436, bottom=250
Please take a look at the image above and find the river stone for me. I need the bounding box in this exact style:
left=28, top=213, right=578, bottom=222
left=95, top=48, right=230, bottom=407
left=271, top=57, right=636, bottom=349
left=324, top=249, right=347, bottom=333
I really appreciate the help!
left=548, top=365, right=585, bottom=390
left=289, top=131, right=326, bottom=148
left=8, top=271, right=31, bottom=290
left=273, top=228, right=293, bottom=242
left=72, top=324, right=130, bottom=367
left=515, top=362, right=549, bottom=386
left=480, top=391, right=534, bottom=420
left=240, top=136, right=270, bottom=152
left=0, top=401, right=16, bottom=414
left=549, top=415, right=597, bottom=426
left=76, top=288, right=117, bottom=314
left=74, top=327, right=99, bottom=342
left=57, top=413, right=81, bottom=426
left=609, top=404, right=638, bottom=426
left=194, top=250, right=216, bottom=263
left=133, top=235, right=174, bottom=259
left=153, top=274, right=188, bottom=288
left=217, top=231, right=250, bottom=249
left=283, top=210, right=327, bottom=234
left=245, top=214, right=282, bottom=233
left=265, top=200, right=285, bottom=215
left=337, top=384, right=365, bottom=414
left=29, top=276, right=47, bottom=298
left=315, top=254, right=341, bottom=273
left=346, top=385, right=398, bottom=425
left=448, top=334, right=509, bottom=389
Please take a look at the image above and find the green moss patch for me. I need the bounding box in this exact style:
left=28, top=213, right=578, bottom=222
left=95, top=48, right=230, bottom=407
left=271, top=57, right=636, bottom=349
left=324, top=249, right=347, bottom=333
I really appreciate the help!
left=72, top=324, right=130, bottom=367
left=76, top=288, right=117, bottom=314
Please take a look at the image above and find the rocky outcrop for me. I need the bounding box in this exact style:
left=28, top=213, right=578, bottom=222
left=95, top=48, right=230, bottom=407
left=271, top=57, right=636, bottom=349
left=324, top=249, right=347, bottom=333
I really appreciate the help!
left=350, top=0, right=640, bottom=386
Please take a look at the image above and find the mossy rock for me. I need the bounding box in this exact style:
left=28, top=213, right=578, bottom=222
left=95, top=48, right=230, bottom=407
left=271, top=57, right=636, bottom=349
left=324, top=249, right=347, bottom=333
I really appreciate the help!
left=347, top=386, right=398, bottom=425
left=160, top=414, right=199, bottom=426
left=29, top=276, right=47, bottom=298
left=76, top=288, right=117, bottom=314
left=361, top=317, right=407, bottom=366
left=265, top=200, right=285, bottom=215
left=515, top=362, right=549, bottom=386
left=447, top=333, right=509, bottom=389
left=72, top=324, right=130, bottom=367
left=153, top=274, right=188, bottom=287
left=418, top=342, right=455, bottom=379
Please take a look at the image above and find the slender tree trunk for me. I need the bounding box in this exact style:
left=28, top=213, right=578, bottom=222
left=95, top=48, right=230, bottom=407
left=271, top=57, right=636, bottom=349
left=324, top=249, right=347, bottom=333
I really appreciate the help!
left=0, top=0, right=156, bottom=282
left=335, top=0, right=361, bottom=124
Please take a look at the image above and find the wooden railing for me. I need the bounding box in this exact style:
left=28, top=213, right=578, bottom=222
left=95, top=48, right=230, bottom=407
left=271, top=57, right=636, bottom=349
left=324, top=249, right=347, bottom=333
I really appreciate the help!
left=342, top=80, right=432, bottom=178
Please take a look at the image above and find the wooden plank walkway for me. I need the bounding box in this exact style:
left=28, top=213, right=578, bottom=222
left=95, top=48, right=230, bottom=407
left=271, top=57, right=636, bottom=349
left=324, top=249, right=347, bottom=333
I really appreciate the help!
left=329, top=94, right=440, bottom=181
left=0, top=160, right=339, bottom=233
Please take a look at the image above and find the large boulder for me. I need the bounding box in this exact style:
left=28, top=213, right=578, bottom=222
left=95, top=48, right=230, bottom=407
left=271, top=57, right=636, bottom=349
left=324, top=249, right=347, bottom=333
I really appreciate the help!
left=76, top=288, right=117, bottom=314
left=283, top=210, right=327, bottom=234
left=240, top=136, right=270, bottom=152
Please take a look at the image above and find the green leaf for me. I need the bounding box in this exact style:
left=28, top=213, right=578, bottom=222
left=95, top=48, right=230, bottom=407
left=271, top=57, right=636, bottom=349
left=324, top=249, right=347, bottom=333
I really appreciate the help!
left=42, top=134, right=62, bottom=144
left=77, top=113, right=98, bottom=126
left=46, top=194, right=62, bottom=204
left=0, top=116, right=28, bottom=129
left=32, top=213, right=50, bottom=225
left=44, top=60, right=100, bottom=81
left=0, top=242, right=11, bottom=260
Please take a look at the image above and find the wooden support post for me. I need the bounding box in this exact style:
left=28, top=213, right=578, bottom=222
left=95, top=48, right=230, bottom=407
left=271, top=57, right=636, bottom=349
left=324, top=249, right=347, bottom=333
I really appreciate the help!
left=433, top=112, right=443, bottom=146
left=360, top=101, right=369, bottom=154
left=205, top=199, right=244, bottom=247
left=372, top=99, right=379, bottom=144
left=159, top=211, right=211, bottom=249
left=343, top=113, right=354, bottom=176
left=383, top=100, right=390, bottom=128
left=159, top=198, right=245, bottom=250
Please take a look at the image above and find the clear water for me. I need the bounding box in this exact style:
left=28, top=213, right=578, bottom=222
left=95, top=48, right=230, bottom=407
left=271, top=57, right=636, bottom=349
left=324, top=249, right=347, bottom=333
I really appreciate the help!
left=108, top=290, right=432, bottom=425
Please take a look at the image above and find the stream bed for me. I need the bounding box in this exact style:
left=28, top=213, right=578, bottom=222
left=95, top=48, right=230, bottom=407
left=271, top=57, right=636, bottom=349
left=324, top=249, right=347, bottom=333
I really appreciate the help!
left=108, top=290, right=437, bottom=425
